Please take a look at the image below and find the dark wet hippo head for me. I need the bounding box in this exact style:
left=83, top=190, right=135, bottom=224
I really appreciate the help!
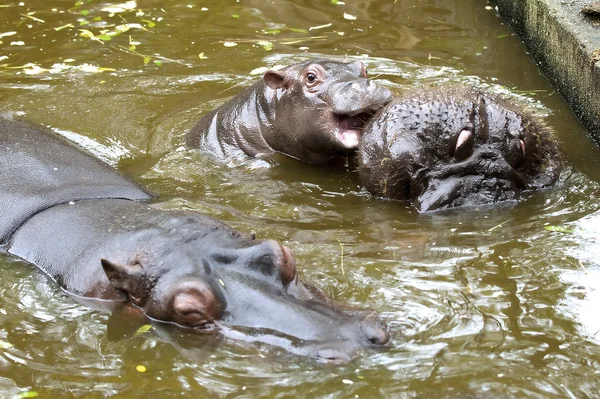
left=358, top=86, right=563, bottom=212
left=99, top=211, right=389, bottom=361
left=261, top=59, right=392, bottom=163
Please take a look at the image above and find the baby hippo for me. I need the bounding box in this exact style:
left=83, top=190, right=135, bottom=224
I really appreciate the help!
left=358, top=86, right=563, bottom=212
left=187, top=58, right=392, bottom=164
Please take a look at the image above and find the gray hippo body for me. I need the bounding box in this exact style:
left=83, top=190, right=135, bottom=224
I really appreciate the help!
left=0, top=118, right=389, bottom=361
left=358, top=86, right=563, bottom=212
left=186, top=59, right=392, bottom=165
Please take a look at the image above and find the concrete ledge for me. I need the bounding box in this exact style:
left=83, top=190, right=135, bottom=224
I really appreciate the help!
left=490, top=0, right=600, bottom=144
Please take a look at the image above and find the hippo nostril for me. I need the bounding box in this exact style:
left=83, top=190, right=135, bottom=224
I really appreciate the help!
left=361, top=321, right=391, bottom=346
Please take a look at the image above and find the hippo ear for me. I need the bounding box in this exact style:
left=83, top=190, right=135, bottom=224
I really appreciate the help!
left=101, top=258, right=146, bottom=304
left=263, top=70, right=287, bottom=90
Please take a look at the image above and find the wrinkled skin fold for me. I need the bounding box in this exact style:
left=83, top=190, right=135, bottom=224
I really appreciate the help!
left=358, top=86, right=564, bottom=212
left=0, top=118, right=389, bottom=361
left=186, top=58, right=392, bottom=165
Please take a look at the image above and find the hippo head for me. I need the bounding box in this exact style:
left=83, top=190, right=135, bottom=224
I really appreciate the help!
left=99, top=213, right=389, bottom=361
left=261, top=59, right=392, bottom=164
left=358, top=87, right=563, bottom=212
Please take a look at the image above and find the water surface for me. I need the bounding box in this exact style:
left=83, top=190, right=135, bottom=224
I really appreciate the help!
left=1, top=0, right=600, bottom=397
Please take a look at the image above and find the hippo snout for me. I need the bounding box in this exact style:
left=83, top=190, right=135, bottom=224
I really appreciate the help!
left=329, top=80, right=392, bottom=116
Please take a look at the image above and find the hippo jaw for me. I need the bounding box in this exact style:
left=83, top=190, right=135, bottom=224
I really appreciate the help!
left=333, top=107, right=386, bottom=150
left=411, top=150, right=528, bottom=212
left=328, top=79, right=392, bottom=151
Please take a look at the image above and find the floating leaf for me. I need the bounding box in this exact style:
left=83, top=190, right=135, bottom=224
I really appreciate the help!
left=80, top=9, right=90, bottom=16
left=15, top=392, right=38, bottom=398
left=141, top=19, right=156, bottom=28
left=115, top=24, right=131, bottom=34
left=231, top=14, right=240, bottom=18
left=544, top=225, right=574, bottom=234
left=143, top=56, right=151, bottom=65
left=13, top=391, right=40, bottom=399
left=288, top=27, right=308, bottom=34
left=153, top=60, right=162, bottom=66
left=136, top=365, right=147, bottom=373
left=79, top=20, right=89, bottom=26
left=134, top=324, right=153, bottom=336
left=263, top=29, right=281, bottom=35
left=101, top=1, right=137, bottom=13
left=257, top=40, right=273, bottom=51
left=0, top=340, right=13, bottom=349
left=198, top=52, right=208, bottom=59
left=78, top=29, right=95, bottom=39
left=343, top=12, right=357, bottom=20
left=223, top=41, right=237, bottom=47
left=497, top=34, right=509, bottom=39
left=92, top=16, right=103, bottom=21
left=96, top=34, right=112, bottom=41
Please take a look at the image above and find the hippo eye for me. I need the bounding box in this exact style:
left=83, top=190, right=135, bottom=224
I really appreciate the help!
left=306, top=72, right=317, bottom=83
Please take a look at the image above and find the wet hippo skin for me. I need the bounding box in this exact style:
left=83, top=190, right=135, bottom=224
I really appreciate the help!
left=0, top=118, right=389, bottom=361
left=358, top=86, right=564, bottom=212
left=186, top=58, right=392, bottom=165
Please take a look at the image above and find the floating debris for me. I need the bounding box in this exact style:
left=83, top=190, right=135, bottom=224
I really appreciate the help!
left=134, top=324, right=153, bottom=336
left=0, top=340, right=13, bottom=349
left=545, top=225, right=575, bottom=234
left=309, top=23, right=332, bottom=31
left=101, top=1, right=137, bottom=14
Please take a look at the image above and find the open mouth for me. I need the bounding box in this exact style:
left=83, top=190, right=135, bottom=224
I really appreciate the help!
left=334, top=111, right=376, bottom=149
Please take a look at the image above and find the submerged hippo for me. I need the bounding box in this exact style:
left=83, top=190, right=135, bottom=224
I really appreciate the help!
left=0, top=118, right=389, bottom=361
left=358, top=86, right=563, bottom=212
left=186, top=58, right=392, bottom=164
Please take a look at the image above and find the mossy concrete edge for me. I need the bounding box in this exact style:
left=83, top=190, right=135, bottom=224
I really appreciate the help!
left=490, top=0, right=600, bottom=144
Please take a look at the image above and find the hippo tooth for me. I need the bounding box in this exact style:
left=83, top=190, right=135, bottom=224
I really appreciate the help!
left=339, top=130, right=360, bottom=148
left=455, top=129, right=472, bottom=151
left=520, top=139, right=526, bottom=156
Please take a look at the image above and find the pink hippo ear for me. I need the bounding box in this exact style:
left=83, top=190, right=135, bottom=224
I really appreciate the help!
left=263, top=69, right=287, bottom=90
left=101, top=258, right=147, bottom=305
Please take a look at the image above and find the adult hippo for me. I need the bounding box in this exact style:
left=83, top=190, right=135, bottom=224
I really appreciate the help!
left=358, top=86, right=564, bottom=212
left=0, top=117, right=389, bottom=361
left=186, top=58, right=392, bottom=164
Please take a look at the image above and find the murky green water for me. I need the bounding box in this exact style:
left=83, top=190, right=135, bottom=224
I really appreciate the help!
left=1, top=0, right=600, bottom=397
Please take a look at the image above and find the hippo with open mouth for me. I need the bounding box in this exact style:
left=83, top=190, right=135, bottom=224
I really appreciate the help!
left=0, top=117, right=389, bottom=361
left=186, top=58, right=392, bottom=164
left=358, top=86, right=564, bottom=212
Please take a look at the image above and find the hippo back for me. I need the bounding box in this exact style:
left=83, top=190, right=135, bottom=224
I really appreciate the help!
left=0, top=118, right=152, bottom=244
